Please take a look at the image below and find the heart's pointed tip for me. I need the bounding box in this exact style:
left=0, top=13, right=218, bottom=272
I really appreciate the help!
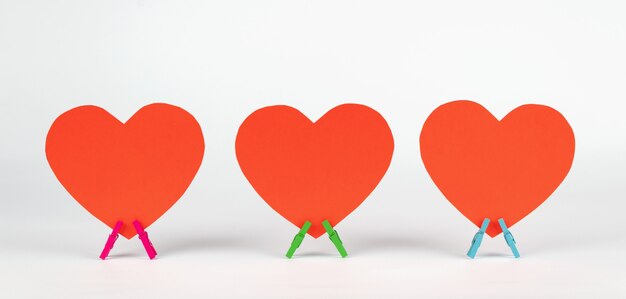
left=120, top=233, right=137, bottom=240
left=308, top=232, right=325, bottom=239
left=486, top=232, right=502, bottom=238
left=485, top=226, right=503, bottom=238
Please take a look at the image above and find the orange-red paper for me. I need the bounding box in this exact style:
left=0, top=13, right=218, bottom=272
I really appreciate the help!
left=420, top=100, right=575, bottom=237
left=46, top=103, right=204, bottom=239
left=236, top=104, right=394, bottom=238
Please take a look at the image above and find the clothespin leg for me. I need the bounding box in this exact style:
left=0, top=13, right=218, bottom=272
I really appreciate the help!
left=133, top=220, right=157, bottom=260
left=321, top=220, right=348, bottom=258
left=498, top=218, right=520, bottom=258
left=285, top=221, right=312, bottom=259
left=99, top=221, right=123, bottom=260
left=467, top=218, right=490, bottom=259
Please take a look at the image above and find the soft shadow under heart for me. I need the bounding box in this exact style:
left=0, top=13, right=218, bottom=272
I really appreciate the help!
left=155, top=235, right=273, bottom=256
left=291, top=251, right=339, bottom=258
left=347, top=234, right=461, bottom=257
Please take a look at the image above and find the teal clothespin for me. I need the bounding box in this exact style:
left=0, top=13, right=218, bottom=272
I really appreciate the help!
left=498, top=218, right=520, bottom=258
left=322, top=220, right=348, bottom=258
left=467, top=218, right=490, bottom=259
left=286, top=221, right=312, bottom=259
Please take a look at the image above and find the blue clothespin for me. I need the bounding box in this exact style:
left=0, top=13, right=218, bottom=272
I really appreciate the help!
left=467, top=218, right=490, bottom=259
left=498, top=218, right=520, bottom=258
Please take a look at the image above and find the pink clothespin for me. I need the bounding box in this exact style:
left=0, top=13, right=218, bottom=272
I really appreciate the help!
left=133, top=220, right=157, bottom=259
left=100, top=221, right=123, bottom=260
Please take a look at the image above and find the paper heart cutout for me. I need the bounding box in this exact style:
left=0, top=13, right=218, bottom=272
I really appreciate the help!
left=46, top=103, right=204, bottom=239
left=420, top=101, right=575, bottom=237
left=236, top=104, right=394, bottom=238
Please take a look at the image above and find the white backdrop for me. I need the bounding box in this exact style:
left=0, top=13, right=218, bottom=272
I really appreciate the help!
left=1, top=1, right=625, bottom=298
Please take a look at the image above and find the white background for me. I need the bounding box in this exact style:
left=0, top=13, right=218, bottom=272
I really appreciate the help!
left=1, top=1, right=625, bottom=298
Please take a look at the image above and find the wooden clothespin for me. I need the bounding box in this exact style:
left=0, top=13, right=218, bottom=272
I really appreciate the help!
left=133, top=220, right=157, bottom=260
left=100, top=221, right=123, bottom=260
left=322, top=220, right=348, bottom=258
left=467, top=218, right=490, bottom=259
left=286, top=221, right=312, bottom=259
left=498, top=218, right=520, bottom=258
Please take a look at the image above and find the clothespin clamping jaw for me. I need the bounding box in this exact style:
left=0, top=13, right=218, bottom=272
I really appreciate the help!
left=467, top=218, right=490, bottom=259
left=286, top=221, right=312, bottom=259
left=100, top=221, right=123, bottom=260
left=133, top=220, right=157, bottom=260
left=322, top=220, right=348, bottom=258
left=498, top=218, right=520, bottom=258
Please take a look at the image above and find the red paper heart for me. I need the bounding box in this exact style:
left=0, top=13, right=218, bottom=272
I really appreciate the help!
left=236, top=104, right=394, bottom=238
left=46, top=103, right=204, bottom=239
left=420, top=101, right=575, bottom=237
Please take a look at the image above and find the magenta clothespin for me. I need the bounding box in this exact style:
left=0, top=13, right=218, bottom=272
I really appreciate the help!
left=133, top=220, right=157, bottom=259
left=100, top=221, right=123, bottom=260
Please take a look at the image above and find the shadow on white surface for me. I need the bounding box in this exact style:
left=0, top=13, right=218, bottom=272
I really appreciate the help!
left=348, top=234, right=461, bottom=257
left=155, top=235, right=275, bottom=257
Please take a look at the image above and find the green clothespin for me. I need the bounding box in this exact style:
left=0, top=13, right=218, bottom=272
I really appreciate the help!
left=286, top=221, right=312, bottom=259
left=322, top=220, right=348, bottom=258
